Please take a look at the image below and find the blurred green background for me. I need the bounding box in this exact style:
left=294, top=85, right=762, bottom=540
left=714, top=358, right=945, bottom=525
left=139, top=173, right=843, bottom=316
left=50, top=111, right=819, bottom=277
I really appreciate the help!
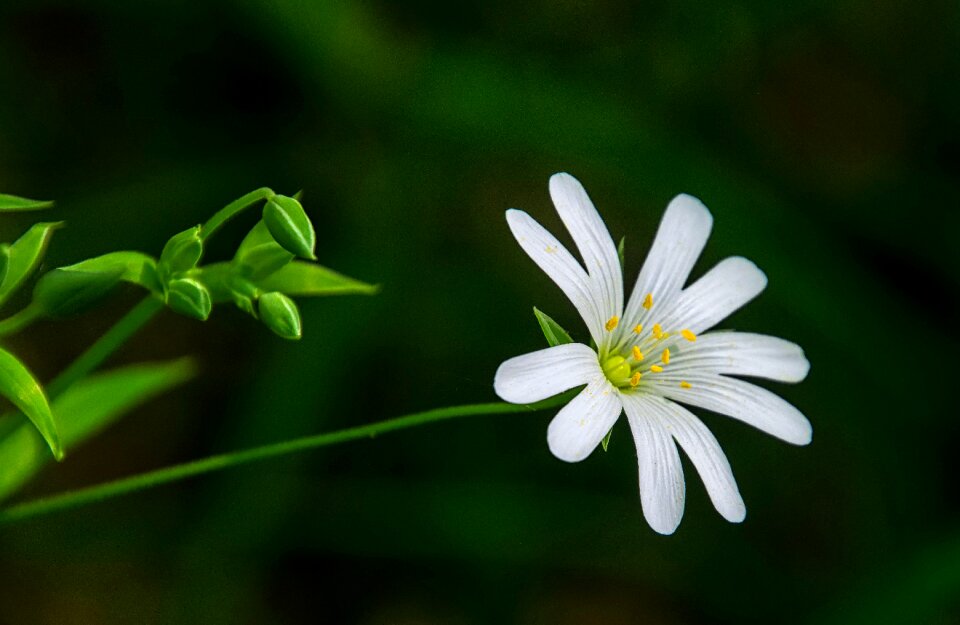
left=1, top=1, right=958, bottom=623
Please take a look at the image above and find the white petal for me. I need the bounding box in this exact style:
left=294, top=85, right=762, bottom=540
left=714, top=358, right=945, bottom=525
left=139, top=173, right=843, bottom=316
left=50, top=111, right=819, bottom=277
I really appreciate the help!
left=652, top=373, right=812, bottom=445
left=494, top=343, right=602, bottom=404
left=623, top=194, right=713, bottom=330
left=546, top=377, right=622, bottom=463
left=506, top=209, right=606, bottom=342
left=630, top=394, right=745, bottom=523
left=664, top=257, right=767, bottom=334
left=668, top=332, right=810, bottom=383
left=621, top=393, right=686, bottom=535
left=549, top=173, right=623, bottom=339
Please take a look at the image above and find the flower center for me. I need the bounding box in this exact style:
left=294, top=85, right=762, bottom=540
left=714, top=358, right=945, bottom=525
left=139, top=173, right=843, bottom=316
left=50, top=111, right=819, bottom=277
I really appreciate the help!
left=600, top=293, right=698, bottom=390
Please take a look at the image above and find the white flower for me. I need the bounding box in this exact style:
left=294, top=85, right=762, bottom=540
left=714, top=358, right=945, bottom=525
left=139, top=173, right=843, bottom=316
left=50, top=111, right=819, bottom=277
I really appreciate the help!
left=494, top=173, right=811, bottom=535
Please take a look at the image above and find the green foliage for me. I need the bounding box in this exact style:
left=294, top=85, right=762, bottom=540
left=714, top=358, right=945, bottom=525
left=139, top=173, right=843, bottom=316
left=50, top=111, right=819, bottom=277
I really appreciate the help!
left=0, top=194, right=53, bottom=211
left=0, top=222, right=63, bottom=308
left=617, top=236, right=625, bottom=272
left=0, top=347, right=61, bottom=460
left=234, top=220, right=295, bottom=280
left=263, top=195, right=317, bottom=260
left=0, top=359, right=196, bottom=503
left=256, top=261, right=378, bottom=297
left=532, top=307, right=573, bottom=347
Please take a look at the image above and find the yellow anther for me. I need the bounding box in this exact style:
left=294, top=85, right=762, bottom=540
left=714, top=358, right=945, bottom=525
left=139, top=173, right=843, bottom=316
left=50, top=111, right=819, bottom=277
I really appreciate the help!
left=652, top=323, right=664, bottom=339
left=630, top=371, right=642, bottom=387
left=650, top=365, right=664, bottom=373
left=632, top=324, right=643, bottom=334
left=680, top=381, right=692, bottom=389
left=631, top=346, right=644, bottom=361
left=605, top=315, right=619, bottom=331
left=681, top=329, right=697, bottom=342
left=642, top=293, right=653, bottom=310
left=661, top=348, right=670, bottom=364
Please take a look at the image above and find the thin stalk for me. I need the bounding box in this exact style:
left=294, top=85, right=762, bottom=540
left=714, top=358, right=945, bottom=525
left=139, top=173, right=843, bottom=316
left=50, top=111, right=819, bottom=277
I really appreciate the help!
left=0, top=395, right=568, bottom=525
left=46, top=296, right=164, bottom=399
left=200, top=187, right=275, bottom=241
left=0, top=302, right=42, bottom=337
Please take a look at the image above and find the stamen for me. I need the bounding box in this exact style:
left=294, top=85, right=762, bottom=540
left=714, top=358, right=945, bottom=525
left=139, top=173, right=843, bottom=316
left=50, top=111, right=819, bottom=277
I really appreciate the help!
left=652, top=323, right=664, bottom=339
left=632, top=324, right=643, bottom=334
left=630, top=372, right=642, bottom=387
left=661, top=348, right=670, bottom=364
left=605, top=316, right=619, bottom=331
left=680, top=381, right=692, bottom=389
left=650, top=365, right=664, bottom=373
left=632, top=346, right=643, bottom=361
left=642, top=293, right=653, bottom=310
left=681, top=329, right=697, bottom=342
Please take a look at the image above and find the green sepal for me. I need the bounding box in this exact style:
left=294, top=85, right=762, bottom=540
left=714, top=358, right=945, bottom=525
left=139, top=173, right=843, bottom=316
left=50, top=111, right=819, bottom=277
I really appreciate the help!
left=617, top=236, right=626, bottom=272
left=158, top=225, right=203, bottom=279
left=600, top=427, right=613, bottom=452
left=0, top=194, right=54, bottom=211
left=256, top=261, right=378, bottom=297
left=234, top=221, right=294, bottom=280
left=258, top=291, right=302, bottom=340
left=33, top=267, right=125, bottom=317
left=0, top=347, right=62, bottom=460
left=0, top=222, right=63, bottom=309
left=533, top=307, right=573, bottom=347
left=165, top=278, right=212, bottom=321
left=0, top=359, right=196, bottom=502
left=263, top=195, right=317, bottom=260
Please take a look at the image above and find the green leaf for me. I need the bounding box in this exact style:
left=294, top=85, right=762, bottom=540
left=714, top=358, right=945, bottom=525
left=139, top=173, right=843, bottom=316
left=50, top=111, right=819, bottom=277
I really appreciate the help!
left=33, top=268, right=126, bottom=317
left=617, top=236, right=625, bottom=272
left=600, top=427, right=613, bottom=452
left=0, top=347, right=61, bottom=460
left=0, top=222, right=63, bottom=308
left=234, top=221, right=294, bottom=280
left=0, top=194, right=54, bottom=211
left=256, top=261, right=378, bottom=297
left=0, top=359, right=196, bottom=502
left=533, top=307, right=573, bottom=347
left=57, top=251, right=162, bottom=293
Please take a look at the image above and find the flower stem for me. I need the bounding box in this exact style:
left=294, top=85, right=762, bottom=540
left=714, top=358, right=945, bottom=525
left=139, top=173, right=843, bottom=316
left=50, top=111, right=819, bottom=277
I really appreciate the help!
left=46, top=296, right=164, bottom=399
left=0, top=302, right=42, bottom=337
left=0, top=395, right=568, bottom=525
left=200, top=187, right=275, bottom=241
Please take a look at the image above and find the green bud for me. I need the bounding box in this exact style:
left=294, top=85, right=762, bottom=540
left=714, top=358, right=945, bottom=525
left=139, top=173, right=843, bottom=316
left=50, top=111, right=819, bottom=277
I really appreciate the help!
left=258, top=292, right=302, bottom=340
left=263, top=195, right=316, bottom=260
left=159, top=225, right=203, bottom=278
left=165, top=278, right=212, bottom=321
left=33, top=268, right=123, bottom=317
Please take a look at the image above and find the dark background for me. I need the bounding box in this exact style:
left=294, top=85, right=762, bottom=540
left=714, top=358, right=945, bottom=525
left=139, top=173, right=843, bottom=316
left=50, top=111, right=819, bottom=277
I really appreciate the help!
left=0, top=1, right=958, bottom=623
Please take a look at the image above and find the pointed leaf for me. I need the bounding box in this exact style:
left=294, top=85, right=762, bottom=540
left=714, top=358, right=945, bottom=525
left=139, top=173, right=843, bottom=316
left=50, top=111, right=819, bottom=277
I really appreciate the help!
left=617, top=236, right=626, bottom=272
left=0, top=194, right=54, bottom=211
left=533, top=307, right=574, bottom=347
left=600, top=427, right=614, bottom=452
left=256, top=261, right=378, bottom=297
left=0, top=347, right=61, bottom=460
left=234, top=221, right=294, bottom=280
left=0, top=222, right=63, bottom=308
left=0, top=359, right=196, bottom=502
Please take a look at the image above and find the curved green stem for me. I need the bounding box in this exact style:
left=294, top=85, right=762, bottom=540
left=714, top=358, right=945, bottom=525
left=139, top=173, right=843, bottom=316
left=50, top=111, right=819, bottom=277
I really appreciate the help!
left=46, top=296, right=164, bottom=399
left=0, top=302, right=42, bottom=337
left=0, top=395, right=569, bottom=525
left=200, top=187, right=275, bottom=241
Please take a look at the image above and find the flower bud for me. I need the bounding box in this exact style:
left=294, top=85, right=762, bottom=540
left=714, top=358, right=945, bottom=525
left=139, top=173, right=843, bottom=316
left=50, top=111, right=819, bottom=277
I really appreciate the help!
left=263, top=195, right=316, bottom=260
left=165, top=278, right=212, bottom=321
left=258, top=291, right=302, bottom=340
left=159, top=225, right=203, bottom=278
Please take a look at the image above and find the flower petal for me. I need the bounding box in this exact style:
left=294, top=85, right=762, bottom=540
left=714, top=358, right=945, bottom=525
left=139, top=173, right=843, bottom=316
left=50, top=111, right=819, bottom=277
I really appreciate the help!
left=667, top=332, right=810, bottom=383
left=663, top=257, right=767, bottom=334
left=629, top=394, right=745, bottom=523
left=546, top=377, right=621, bottom=462
left=506, top=209, right=606, bottom=342
left=652, top=373, right=812, bottom=445
left=621, top=393, right=686, bottom=535
left=623, top=194, right=713, bottom=331
left=494, top=343, right=602, bottom=404
left=549, top=173, right=623, bottom=341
